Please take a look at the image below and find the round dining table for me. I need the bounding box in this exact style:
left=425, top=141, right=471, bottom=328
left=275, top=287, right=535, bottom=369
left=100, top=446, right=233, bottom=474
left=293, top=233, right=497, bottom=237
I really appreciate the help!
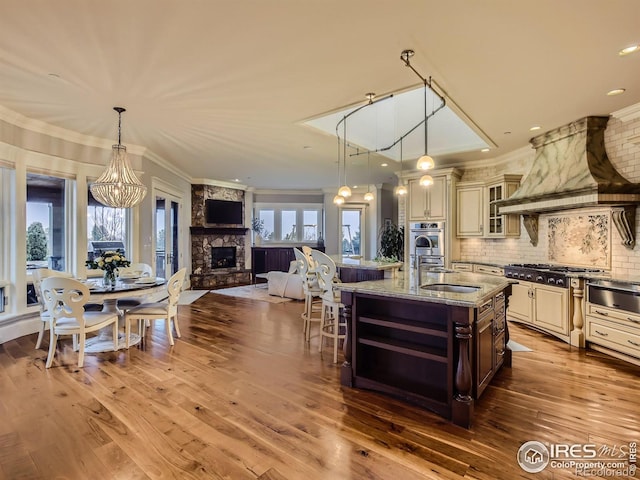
left=83, top=276, right=167, bottom=353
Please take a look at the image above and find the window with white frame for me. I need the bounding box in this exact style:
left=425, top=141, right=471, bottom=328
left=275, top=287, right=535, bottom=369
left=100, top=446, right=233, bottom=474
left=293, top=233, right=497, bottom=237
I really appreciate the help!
left=87, top=186, right=128, bottom=262
left=254, top=204, right=323, bottom=243
left=26, top=173, right=68, bottom=272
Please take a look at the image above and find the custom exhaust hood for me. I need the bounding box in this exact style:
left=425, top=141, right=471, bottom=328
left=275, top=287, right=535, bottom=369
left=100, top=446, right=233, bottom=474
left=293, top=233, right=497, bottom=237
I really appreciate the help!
left=496, top=116, right=640, bottom=248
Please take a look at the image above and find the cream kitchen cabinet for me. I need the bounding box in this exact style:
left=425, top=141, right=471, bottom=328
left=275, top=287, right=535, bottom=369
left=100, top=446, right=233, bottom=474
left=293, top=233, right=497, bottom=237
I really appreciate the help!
left=456, top=182, right=484, bottom=237
left=486, top=175, right=521, bottom=237
left=408, top=176, right=446, bottom=221
left=456, top=175, right=521, bottom=238
left=508, top=280, right=571, bottom=342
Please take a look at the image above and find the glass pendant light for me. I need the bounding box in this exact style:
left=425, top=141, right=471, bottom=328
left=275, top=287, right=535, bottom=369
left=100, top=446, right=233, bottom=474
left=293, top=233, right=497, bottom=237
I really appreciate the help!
left=338, top=118, right=352, bottom=198
left=419, top=174, right=434, bottom=187
left=364, top=151, right=374, bottom=202
left=90, top=107, right=147, bottom=208
left=395, top=138, right=408, bottom=196
left=333, top=133, right=346, bottom=205
left=416, top=78, right=435, bottom=172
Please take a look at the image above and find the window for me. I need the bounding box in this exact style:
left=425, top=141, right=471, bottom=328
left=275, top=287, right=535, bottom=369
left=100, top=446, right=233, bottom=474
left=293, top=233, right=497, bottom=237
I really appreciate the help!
left=26, top=173, right=67, bottom=272
left=341, top=208, right=363, bottom=256
left=87, top=187, right=128, bottom=261
left=254, top=204, right=323, bottom=243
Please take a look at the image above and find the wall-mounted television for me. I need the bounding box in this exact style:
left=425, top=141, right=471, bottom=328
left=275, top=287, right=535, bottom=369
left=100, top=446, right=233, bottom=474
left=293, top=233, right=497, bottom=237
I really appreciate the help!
left=205, top=199, right=243, bottom=225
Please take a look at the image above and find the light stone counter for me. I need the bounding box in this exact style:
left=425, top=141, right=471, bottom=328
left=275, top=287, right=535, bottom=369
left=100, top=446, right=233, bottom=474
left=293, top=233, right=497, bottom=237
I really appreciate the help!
left=336, top=270, right=515, bottom=307
left=330, top=255, right=403, bottom=271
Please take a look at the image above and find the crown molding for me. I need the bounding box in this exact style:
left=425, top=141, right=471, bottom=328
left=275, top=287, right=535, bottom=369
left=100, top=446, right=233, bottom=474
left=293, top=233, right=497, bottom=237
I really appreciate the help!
left=192, top=178, right=249, bottom=190
left=0, top=105, right=148, bottom=155
left=612, top=102, right=640, bottom=122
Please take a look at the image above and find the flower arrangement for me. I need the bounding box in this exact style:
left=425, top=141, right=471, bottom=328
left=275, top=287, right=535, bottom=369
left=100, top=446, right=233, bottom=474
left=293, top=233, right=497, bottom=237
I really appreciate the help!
left=86, top=249, right=131, bottom=287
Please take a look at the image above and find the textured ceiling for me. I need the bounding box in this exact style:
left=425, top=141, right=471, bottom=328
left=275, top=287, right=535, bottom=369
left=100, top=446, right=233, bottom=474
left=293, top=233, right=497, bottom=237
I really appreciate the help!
left=1, top=0, right=639, bottom=190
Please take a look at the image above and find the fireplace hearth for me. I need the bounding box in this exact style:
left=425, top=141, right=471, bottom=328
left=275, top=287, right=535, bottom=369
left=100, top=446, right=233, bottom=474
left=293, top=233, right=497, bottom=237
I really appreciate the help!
left=211, top=247, right=236, bottom=269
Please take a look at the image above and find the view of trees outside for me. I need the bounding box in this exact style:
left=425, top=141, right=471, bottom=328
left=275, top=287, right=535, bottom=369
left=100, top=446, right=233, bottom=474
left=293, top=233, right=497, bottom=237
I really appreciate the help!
left=26, top=201, right=52, bottom=268
left=26, top=222, right=47, bottom=261
left=281, top=210, right=296, bottom=240
left=303, top=210, right=318, bottom=241
left=258, top=210, right=274, bottom=240
left=88, top=205, right=125, bottom=241
left=341, top=210, right=361, bottom=255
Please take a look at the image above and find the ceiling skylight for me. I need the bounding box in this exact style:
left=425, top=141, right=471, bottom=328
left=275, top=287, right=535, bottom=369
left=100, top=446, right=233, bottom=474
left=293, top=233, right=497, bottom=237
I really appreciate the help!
left=304, top=86, right=489, bottom=162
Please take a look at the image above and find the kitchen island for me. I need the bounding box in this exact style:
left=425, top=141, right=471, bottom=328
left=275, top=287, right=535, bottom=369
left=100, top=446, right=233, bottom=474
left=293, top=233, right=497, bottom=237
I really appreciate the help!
left=330, top=255, right=403, bottom=282
left=337, top=271, right=514, bottom=428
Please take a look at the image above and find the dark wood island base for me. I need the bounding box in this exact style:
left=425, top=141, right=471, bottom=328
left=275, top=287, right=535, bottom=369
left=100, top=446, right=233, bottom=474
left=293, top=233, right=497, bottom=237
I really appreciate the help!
left=340, top=285, right=512, bottom=428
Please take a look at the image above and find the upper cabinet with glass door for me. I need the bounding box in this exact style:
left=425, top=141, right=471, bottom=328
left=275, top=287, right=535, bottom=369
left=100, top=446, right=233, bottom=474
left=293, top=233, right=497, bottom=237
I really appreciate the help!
left=485, top=174, right=522, bottom=238
left=456, top=174, right=522, bottom=238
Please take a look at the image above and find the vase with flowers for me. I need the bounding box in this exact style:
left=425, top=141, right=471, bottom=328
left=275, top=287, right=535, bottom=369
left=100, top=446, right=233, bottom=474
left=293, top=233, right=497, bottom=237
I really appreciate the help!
left=251, top=217, right=265, bottom=246
left=86, top=249, right=131, bottom=289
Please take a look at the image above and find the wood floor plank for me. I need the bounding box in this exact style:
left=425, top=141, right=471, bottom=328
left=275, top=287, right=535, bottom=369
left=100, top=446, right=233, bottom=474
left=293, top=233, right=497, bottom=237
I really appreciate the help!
left=2, top=294, right=640, bottom=479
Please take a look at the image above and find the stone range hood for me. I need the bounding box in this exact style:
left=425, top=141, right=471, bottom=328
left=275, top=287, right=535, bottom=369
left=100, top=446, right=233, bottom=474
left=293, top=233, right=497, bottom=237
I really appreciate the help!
left=496, top=116, right=640, bottom=248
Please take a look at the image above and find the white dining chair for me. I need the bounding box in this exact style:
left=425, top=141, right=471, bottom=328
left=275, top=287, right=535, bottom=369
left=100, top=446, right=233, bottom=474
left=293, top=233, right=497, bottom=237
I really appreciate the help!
left=293, top=248, right=323, bottom=341
left=40, top=276, right=119, bottom=368
left=310, top=249, right=346, bottom=363
left=32, top=268, right=103, bottom=350
left=116, top=263, right=154, bottom=312
left=124, top=268, right=186, bottom=347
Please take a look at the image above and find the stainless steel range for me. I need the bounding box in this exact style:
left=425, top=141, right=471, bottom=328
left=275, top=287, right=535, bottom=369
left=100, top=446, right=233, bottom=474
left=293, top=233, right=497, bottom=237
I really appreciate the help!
left=504, top=264, right=603, bottom=288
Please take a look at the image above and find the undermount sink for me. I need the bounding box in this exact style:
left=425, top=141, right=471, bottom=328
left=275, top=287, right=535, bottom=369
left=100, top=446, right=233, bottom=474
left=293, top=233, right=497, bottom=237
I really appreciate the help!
left=421, top=283, right=481, bottom=294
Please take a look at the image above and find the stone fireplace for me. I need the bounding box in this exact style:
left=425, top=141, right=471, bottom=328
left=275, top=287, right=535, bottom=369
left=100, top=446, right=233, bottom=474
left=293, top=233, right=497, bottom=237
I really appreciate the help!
left=211, top=246, right=236, bottom=269
left=190, top=184, right=251, bottom=289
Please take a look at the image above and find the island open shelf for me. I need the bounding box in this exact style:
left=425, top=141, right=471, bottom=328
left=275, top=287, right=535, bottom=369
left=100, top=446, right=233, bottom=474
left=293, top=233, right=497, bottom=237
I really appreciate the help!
left=338, top=271, right=513, bottom=428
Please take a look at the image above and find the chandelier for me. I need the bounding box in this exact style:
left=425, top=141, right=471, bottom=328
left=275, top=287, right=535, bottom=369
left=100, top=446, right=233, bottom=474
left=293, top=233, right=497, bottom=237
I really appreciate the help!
left=90, top=107, right=147, bottom=208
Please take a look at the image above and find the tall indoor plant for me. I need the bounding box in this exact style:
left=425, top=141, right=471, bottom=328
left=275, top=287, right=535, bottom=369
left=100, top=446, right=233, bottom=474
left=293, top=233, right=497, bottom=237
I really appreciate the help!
left=376, top=223, right=404, bottom=262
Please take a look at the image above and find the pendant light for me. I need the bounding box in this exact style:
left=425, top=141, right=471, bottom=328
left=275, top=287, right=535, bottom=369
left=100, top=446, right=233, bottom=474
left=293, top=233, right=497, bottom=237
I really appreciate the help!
left=364, top=151, right=374, bottom=202
left=90, top=107, right=147, bottom=208
left=337, top=116, right=352, bottom=198
left=395, top=138, right=408, bottom=196
left=417, top=77, right=435, bottom=185
left=333, top=132, right=345, bottom=205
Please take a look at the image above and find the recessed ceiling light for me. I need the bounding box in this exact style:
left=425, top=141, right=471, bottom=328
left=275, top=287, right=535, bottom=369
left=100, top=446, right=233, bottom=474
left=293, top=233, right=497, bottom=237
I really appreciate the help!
left=353, top=185, right=358, bottom=189
left=233, top=178, right=240, bottom=182
left=529, top=125, right=541, bottom=131
left=481, top=148, right=490, bottom=152
left=619, top=45, right=640, bottom=56
left=607, top=88, right=626, bottom=96
left=381, top=163, right=388, bottom=167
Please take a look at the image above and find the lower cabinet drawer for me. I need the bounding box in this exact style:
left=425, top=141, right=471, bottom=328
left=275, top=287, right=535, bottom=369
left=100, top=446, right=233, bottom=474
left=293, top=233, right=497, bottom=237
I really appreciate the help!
left=586, top=316, right=640, bottom=358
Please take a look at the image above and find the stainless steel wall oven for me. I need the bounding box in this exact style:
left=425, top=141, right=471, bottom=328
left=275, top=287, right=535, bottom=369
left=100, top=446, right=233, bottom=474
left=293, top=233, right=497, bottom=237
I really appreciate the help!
left=409, top=222, right=445, bottom=269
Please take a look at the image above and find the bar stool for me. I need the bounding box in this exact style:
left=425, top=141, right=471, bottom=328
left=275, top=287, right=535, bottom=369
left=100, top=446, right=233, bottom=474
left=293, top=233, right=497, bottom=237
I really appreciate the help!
left=310, top=249, right=345, bottom=363
left=293, top=248, right=322, bottom=341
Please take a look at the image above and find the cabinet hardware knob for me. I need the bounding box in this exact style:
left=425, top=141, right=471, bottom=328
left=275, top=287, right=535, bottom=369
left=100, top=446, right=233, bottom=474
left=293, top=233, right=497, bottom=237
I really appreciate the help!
left=627, top=317, right=640, bottom=324
left=594, top=330, right=608, bottom=336
left=628, top=340, right=640, bottom=347
left=594, top=309, right=608, bottom=316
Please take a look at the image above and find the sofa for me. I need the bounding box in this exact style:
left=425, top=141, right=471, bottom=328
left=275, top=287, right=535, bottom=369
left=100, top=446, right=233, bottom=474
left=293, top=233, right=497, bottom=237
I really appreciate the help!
left=266, top=261, right=304, bottom=300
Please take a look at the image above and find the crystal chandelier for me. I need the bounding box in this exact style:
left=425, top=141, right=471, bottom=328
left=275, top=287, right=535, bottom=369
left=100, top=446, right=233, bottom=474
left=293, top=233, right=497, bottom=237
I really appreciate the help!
left=90, top=107, right=147, bottom=208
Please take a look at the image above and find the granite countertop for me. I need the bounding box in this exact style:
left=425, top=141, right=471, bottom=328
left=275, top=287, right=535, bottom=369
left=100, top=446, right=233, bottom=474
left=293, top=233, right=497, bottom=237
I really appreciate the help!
left=452, top=260, right=506, bottom=268
left=330, top=255, right=403, bottom=271
left=336, top=271, right=515, bottom=307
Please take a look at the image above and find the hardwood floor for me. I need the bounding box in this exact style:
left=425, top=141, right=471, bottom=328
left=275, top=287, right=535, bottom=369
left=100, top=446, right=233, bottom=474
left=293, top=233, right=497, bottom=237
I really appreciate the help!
left=1, top=292, right=640, bottom=479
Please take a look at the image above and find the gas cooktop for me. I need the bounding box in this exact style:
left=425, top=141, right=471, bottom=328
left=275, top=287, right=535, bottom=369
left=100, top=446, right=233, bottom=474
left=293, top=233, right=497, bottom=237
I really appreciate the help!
left=505, top=264, right=603, bottom=273
left=504, top=264, right=605, bottom=287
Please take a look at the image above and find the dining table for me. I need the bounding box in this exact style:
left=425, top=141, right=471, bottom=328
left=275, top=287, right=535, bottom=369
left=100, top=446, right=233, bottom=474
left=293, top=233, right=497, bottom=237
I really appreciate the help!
left=82, top=275, right=167, bottom=353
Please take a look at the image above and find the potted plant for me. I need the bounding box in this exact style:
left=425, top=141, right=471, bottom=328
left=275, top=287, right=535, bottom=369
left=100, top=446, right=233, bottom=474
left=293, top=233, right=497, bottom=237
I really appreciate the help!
left=375, top=223, right=404, bottom=263
left=252, top=218, right=264, bottom=246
